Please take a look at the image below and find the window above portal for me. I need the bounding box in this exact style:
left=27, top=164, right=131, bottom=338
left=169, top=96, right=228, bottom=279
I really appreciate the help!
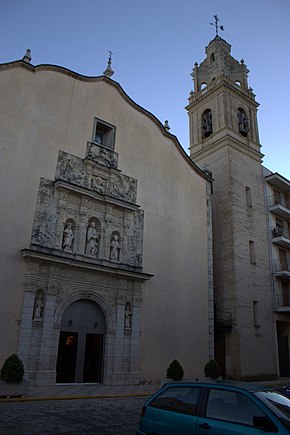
left=93, top=118, right=116, bottom=150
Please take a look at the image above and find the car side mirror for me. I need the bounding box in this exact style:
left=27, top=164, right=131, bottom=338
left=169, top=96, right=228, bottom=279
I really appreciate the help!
left=253, top=416, right=277, bottom=432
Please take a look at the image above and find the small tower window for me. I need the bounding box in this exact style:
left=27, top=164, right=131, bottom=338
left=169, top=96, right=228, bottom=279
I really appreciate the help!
left=210, top=53, right=215, bottom=62
left=237, top=108, right=249, bottom=137
left=202, top=109, right=213, bottom=138
left=253, top=301, right=260, bottom=327
left=249, top=240, right=256, bottom=264
left=245, top=186, right=252, bottom=207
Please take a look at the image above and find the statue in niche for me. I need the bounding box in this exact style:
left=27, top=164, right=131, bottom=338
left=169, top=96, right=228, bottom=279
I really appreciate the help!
left=237, top=109, right=249, bottom=136
left=86, top=222, right=99, bottom=256
left=33, top=292, right=44, bottom=321
left=203, top=110, right=213, bottom=137
left=124, top=302, right=132, bottom=330
left=110, top=234, right=121, bottom=261
left=62, top=222, right=74, bottom=251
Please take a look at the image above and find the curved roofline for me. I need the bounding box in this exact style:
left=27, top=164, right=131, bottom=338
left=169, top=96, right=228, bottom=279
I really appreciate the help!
left=0, top=60, right=212, bottom=182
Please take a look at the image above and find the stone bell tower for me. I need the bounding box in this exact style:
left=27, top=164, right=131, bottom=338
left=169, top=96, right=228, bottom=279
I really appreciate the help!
left=186, top=33, right=278, bottom=379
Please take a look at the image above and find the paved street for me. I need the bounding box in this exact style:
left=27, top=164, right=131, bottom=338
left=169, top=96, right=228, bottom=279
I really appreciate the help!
left=0, top=396, right=146, bottom=434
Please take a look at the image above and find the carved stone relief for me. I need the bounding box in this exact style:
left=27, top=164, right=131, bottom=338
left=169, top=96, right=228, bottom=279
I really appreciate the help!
left=108, top=174, right=137, bottom=203
left=86, top=141, right=118, bottom=169
left=91, top=175, right=106, bottom=194
left=29, top=146, right=143, bottom=270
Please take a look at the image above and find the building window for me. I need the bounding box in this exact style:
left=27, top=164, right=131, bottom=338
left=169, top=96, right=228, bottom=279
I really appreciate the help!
left=253, top=301, right=260, bottom=327
left=245, top=186, right=252, bottom=207
left=279, top=248, right=287, bottom=270
left=249, top=240, right=256, bottom=264
left=92, top=118, right=116, bottom=150
left=282, top=282, right=290, bottom=307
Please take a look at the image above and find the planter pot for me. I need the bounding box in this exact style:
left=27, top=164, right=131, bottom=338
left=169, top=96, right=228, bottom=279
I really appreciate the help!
left=0, top=379, right=29, bottom=398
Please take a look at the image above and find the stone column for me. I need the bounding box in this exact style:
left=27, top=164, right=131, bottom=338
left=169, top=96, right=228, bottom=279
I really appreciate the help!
left=112, top=302, right=125, bottom=383
left=36, top=292, right=57, bottom=386
left=55, top=205, right=66, bottom=250
left=99, top=228, right=106, bottom=259
left=78, top=211, right=87, bottom=255
left=129, top=289, right=142, bottom=383
left=17, top=291, right=35, bottom=370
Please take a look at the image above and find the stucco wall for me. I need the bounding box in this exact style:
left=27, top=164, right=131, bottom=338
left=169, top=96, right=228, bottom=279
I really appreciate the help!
left=0, top=63, right=211, bottom=381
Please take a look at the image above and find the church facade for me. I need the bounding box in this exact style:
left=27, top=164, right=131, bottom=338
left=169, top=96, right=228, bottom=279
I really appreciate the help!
left=0, top=54, right=213, bottom=386
left=0, top=34, right=289, bottom=386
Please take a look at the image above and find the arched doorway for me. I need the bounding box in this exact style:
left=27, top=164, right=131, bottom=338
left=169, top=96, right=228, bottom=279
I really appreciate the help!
left=56, top=299, right=106, bottom=383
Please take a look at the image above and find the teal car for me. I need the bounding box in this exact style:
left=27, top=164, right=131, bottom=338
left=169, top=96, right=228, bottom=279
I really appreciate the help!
left=137, top=381, right=290, bottom=434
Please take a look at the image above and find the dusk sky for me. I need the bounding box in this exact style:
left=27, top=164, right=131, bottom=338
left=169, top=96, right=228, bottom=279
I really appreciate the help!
left=1, top=0, right=289, bottom=178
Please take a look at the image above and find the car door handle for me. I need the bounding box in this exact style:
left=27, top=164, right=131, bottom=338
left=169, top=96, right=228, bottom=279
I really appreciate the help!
left=198, top=422, right=211, bottom=430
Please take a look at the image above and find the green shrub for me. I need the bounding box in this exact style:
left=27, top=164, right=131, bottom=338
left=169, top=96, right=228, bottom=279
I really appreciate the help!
left=166, top=359, right=184, bottom=381
left=204, top=359, right=220, bottom=379
left=0, top=354, right=24, bottom=383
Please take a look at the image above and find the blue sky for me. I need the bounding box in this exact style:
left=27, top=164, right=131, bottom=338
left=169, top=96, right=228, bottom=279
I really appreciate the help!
left=1, top=0, right=289, bottom=178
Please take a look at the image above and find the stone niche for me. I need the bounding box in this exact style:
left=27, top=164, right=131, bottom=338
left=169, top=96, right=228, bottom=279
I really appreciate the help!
left=19, top=141, right=152, bottom=386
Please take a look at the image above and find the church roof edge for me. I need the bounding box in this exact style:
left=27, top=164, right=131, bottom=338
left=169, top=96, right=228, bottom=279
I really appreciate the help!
left=0, top=60, right=212, bottom=183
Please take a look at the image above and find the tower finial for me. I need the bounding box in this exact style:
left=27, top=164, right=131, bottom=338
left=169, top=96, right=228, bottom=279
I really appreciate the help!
left=103, top=50, right=114, bottom=78
left=210, top=15, right=224, bottom=37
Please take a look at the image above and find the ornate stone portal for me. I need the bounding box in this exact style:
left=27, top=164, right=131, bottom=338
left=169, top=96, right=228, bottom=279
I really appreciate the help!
left=19, top=140, right=152, bottom=386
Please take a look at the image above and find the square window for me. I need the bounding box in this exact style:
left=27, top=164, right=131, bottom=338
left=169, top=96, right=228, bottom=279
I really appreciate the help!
left=92, top=118, right=116, bottom=150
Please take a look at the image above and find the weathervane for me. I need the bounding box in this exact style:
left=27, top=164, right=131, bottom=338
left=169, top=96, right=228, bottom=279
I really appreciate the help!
left=210, top=15, right=224, bottom=37
left=108, top=50, right=113, bottom=63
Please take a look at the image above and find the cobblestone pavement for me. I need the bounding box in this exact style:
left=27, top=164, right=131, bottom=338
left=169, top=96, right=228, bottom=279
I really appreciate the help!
left=0, top=396, right=146, bottom=434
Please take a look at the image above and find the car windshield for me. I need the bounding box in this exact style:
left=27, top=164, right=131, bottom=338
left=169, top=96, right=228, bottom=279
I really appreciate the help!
left=254, top=389, right=290, bottom=428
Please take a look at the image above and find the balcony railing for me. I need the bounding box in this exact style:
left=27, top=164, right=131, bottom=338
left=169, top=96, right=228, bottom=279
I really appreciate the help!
left=273, top=259, right=290, bottom=273
left=268, top=194, right=290, bottom=209
left=272, top=226, right=289, bottom=238
left=275, top=292, right=290, bottom=310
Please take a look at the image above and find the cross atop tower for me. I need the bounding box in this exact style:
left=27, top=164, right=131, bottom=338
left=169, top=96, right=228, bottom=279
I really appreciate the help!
left=210, top=15, right=224, bottom=37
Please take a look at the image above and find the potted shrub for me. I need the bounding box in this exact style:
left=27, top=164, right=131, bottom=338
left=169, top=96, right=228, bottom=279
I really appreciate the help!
left=0, top=354, right=28, bottom=397
left=166, top=359, right=184, bottom=381
left=204, top=359, right=220, bottom=380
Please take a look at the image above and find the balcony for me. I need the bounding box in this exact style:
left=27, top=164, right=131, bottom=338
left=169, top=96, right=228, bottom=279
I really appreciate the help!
left=265, top=172, right=290, bottom=193
left=275, top=292, right=290, bottom=312
left=273, top=259, right=290, bottom=281
left=271, top=226, right=290, bottom=249
left=268, top=195, right=290, bottom=220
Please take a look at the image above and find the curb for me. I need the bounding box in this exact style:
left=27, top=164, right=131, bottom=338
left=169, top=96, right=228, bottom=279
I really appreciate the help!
left=0, top=392, right=153, bottom=403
